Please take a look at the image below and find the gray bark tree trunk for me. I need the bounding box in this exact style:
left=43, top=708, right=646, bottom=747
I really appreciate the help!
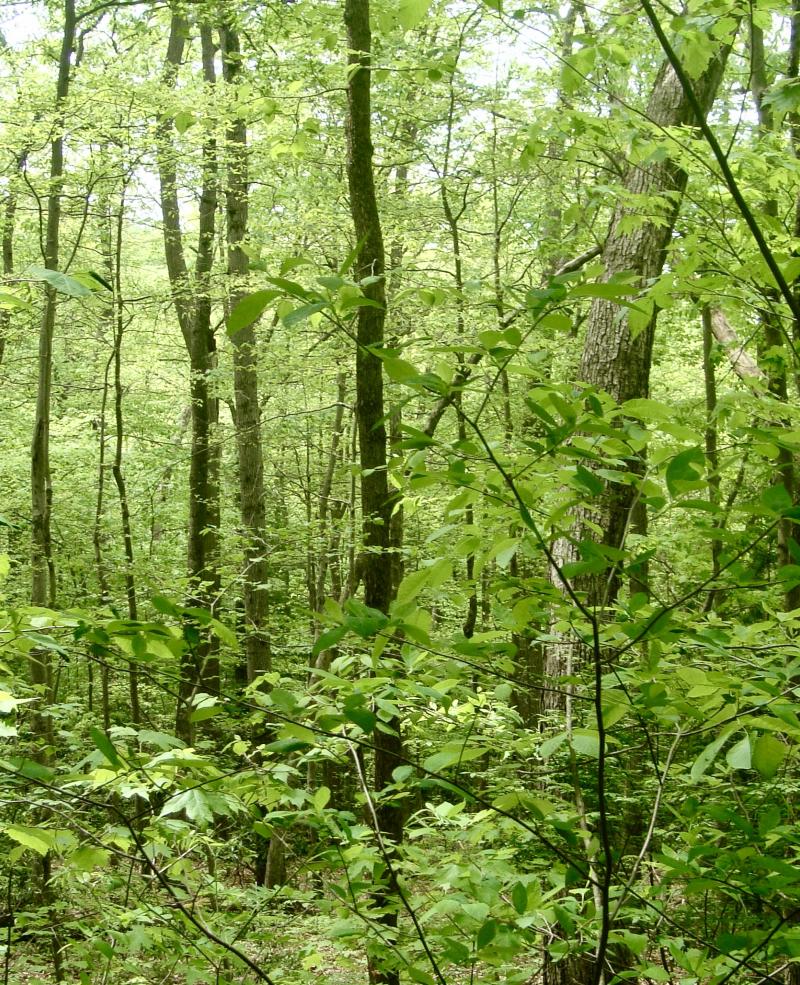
left=542, top=30, right=734, bottom=985
left=545, top=41, right=733, bottom=705
left=157, top=13, right=221, bottom=741
left=220, top=18, right=272, bottom=687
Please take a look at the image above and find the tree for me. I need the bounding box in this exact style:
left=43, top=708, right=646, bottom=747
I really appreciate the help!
left=344, top=0, right=405, bottom=980
left=156, top=9, right=222, bottom=740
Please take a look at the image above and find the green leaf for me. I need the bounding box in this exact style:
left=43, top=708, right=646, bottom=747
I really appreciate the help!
left=150, top=595, right=181, bottom=617
left=570, top=281, right=638, bottom=300
left=189, top=704, right=221, bottom=723
left=95, top=940, right=115, bottom=960
left=396, top=559, right=451, bottom=604
left=90, top=726, right=123, bottom=768
left=312, top=624, right=347, bottom=657
left=69, top=846, right=110, bottom=870
left=0, top=690, right=26, bottom=713
left=343, top=701, right=377, bottom=733
left=690, top=727, right=738, bottom=781
left=313, top=786, right=331, bottom=810
left=540, top=732, right=567, bottom=759
left=4, top=824, right=55, bottom=856
left=26, top=265, right=93, bottom=297
left=174, top=109, right=194, bottom=133
left=265, top=276, right=311, bottom=299
left=282, top=301, right=327, bottom=326
left=572, top=464, right=603, bottom=497
left=209, top=617, right=237, bottom=648
left=665, top=446, right=705, bottom=497
left=160, top=788, right=213, bottom=826
left=761, top=484, right=793, bottom=515
left=511, top=882, right=527, bottom=914
left=398, top=0, right=432, bottom=30
left=0, top=290, right=30, bottom=310
left=622, top=398, right=673, bottom=422
left=423, top=744, right=487, bottom=773
left=762, top=78, right=800, bottom=115
left=476, top=918, right=497, bottom=949
left=752, top=733, right=786, bottom=779
left=280, top=255, right=313, bottom=276
left=570, top=729, right=600, bottom=758
left=726, top=735, right=751, bottom=770
left=227, top=290, right=281, bottom=336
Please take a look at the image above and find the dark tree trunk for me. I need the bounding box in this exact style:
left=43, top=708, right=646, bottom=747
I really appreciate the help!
left=30, top=0, right=76, bottom=749
left=344, top=1, right=403, bottom=981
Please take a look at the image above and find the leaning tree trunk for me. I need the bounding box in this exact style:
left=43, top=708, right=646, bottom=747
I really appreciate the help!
left=344, top=1, right=403, bottom=982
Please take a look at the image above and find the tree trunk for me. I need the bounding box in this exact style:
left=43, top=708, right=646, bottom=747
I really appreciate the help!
left=542, top=30, right=734, bottom=985
left=220, top=17, right=272, bottom=687
left=750, top=19, right=800, bottom=613
left=0, top=148, right=27, bottom=367
left=545, top=38, right=733, bottom=702
left=157, top=13, right=221, bottom=740
left=108, top=190, right=141, bottom=724
left=344, top=1, right=403, bottom=981
left=30, top=0, right=76, bottom=748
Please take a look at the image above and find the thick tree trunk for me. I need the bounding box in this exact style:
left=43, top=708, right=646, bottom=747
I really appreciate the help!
left=750, top=20, right=800, bottom=613
left=344, top=1, right=403, bottom=981
left=545, top=41, right=732, bottom=703
left=542, top=33, right=734, bottom=985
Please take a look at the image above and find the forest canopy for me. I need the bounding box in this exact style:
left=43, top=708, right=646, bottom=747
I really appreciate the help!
left=1, top=1, right=800, bottom=984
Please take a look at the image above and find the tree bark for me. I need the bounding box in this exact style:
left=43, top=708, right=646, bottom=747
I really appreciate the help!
left=344, top=1, right=403, bottom=980
left=220, top=17, right=272, bottom=687
left=30, top=0, right=76, bottom=755
left=157, top=12, right=221, bottom=740
left=750, top=19, right=800, bottom=613
left=545, top=37, right=733, bottom=704
left=542, top=30, right=734, bottom=985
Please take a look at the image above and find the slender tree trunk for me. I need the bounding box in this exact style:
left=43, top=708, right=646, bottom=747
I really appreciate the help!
left=157, top=13, right=221, bottom=740
left=92, top=326, right=113, bottom=732
left=220, top=18, right=272, bottom=686
left=28, top=8, right=74, bottom=976
left=701, top=306, right=722, bottom=613
left=344, top=1, right=402, bottom=980
left=0, top=148, right=26, bottom=367
left=30, top=0, right=76, bottom=744
left=108, top=191, right=141, bottom=724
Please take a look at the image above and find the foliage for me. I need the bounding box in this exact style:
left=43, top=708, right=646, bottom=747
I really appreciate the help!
left=1, top=1, right=800, bottom=984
